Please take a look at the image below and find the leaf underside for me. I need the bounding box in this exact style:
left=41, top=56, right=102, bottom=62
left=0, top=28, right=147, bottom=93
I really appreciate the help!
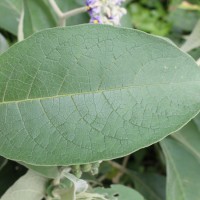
left=0, top=24, right=200, bottom=165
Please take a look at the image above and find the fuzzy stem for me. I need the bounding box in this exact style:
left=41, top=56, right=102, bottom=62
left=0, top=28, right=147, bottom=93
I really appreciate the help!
left=49, top=0, right=88, bottom=26
left=49, top=0, right=63, bottom=17
left=62, top=6, right=88, bottom=19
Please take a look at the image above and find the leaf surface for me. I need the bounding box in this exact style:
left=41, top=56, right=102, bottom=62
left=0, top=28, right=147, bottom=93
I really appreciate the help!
left=0, top=25, right=200, bottom=165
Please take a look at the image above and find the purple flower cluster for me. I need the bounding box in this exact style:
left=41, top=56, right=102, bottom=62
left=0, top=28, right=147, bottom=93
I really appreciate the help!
left=86, top=0, right=126, bottom=25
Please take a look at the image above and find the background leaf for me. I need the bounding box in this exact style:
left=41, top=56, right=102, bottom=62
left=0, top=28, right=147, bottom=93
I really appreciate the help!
left=0, top=170, right=47, bottom=200
left=0, top=25, right=200, bottom=165
left=160, top=121, right=200, bottom=200
left=22, top=0, right=56, bottom=38
left=168, top=0, right=200, bottom=32
left=0, top=0, right=22, bottom=35
left=132, top=172, right=166, bottom=200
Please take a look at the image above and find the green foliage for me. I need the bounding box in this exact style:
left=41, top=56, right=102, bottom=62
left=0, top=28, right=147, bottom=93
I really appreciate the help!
left=0, top=0, right=200, bottom=199
left=128, top=2, right=171, bottom=36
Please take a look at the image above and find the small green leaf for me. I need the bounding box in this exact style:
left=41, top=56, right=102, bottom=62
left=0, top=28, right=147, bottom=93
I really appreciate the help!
left=0, top=25, right=200, bottom=165
left=0, top=170, right=47, bottom=200
left=160, top=121, right=200, bottom=200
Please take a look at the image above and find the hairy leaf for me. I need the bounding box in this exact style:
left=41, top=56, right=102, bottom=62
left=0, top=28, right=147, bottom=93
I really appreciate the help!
left=0, top=25, right=200, bottom=165
left=160, top=121, right=200, bottom=200
left=0, top=170, right=46, bottom=200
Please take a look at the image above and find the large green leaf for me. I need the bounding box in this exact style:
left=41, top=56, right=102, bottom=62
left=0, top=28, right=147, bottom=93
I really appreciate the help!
left=0, top=25, right=200, bottom=165
left=0, top=170, right=47, bottom=200
left=160, top=121, right=200, bottom=200
left=0, top=0, right=22, bottom=35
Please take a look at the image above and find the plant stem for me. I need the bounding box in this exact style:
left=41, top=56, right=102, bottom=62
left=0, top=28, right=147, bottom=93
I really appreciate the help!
left=112, top=155, right=130, bottom=183
left=62, top=6, right=88, bottom=19
left=18, top=7, right=24, bottom=41
left=197, top=58, right=200, bottom=66
left=49, top=0, right=63, bottom=17
left=108, top=160, right=131, bottom=176
left=49, top=0, right=88, bottom=26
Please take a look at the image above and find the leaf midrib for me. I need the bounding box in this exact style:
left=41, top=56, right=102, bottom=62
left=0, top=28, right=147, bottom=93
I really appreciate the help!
left=1, top=80, right=200, bottom=105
